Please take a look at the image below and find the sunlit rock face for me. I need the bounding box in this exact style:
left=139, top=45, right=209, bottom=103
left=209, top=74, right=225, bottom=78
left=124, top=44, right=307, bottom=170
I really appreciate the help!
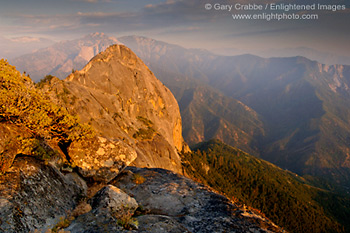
left=44, top=44, right=189, bottom=174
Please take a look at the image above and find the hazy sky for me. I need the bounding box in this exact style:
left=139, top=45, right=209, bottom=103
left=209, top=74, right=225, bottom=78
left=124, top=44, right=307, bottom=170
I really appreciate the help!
left=1, top=0, right=349, bottom=57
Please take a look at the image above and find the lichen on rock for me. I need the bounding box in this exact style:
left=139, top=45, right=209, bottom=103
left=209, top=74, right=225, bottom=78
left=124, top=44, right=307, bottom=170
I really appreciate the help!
left=66, top=184, right=139, bottom=232
left=68, top=136, right=137, bottom=182
left=0, top=157, right=84, bottom=232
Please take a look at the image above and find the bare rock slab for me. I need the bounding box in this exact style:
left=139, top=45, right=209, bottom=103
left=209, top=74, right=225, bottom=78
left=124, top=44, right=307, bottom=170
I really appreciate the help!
left=136, top=214, right=190, bottom=233
left=0, top=157, right=83, bottom=232
left=113, top=167, right=283, bottom=233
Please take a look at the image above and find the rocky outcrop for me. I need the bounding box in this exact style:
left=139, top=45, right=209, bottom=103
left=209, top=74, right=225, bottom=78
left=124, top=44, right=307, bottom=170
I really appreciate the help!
left=89, top=185, right=138, bottom=217
left=60, top=167, right=283, bottom=233
left=66, top=185, right=139, bottom=232
left=42, top=44, right=189, bottom=174
left=0, top=152, right=282, bottom=232
left=68, top=136, right=137, bottom=182
left=0, top=157, right=84, bottom=232
left=110, top=167, right=283, bottom=233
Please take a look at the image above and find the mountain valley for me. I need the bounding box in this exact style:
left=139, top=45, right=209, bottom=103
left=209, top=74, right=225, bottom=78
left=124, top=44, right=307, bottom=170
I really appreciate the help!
left=2, top=33, right=350, bottom=232
left=118, top=36, right=350, bottom=189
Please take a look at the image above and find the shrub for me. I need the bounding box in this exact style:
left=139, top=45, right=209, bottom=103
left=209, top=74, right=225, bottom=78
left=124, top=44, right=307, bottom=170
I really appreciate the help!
left=36, top=75, right=55, bottom=89
left=18, top=137, right=59, bottom=161
left=0, top=59, right=94, bottom=143
left=132, top=127, right=156, bottom=140
left=116, top=205, right=139, bottom=230
left=52, top=216, right=74, bottom=232
left=136, top=116, right=153, bottom=127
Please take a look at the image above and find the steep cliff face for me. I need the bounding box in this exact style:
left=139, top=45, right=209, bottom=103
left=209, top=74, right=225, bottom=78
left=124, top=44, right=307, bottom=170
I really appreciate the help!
left=42, top=44, right=188, bottom=174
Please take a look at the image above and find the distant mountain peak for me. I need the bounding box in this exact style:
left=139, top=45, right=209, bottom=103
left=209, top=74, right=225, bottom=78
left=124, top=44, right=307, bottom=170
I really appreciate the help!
left=11, top=33, right=121, bottom=81
left=89, top=32, right=105, bottom=37
left=83, top=32, right=118, bottom=42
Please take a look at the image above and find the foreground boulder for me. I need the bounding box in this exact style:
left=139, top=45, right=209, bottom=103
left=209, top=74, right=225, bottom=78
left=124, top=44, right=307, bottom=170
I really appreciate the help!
left=89, top=184, right=138, bottom=217
left=0, top=157, right=83, bottom=232
left=66, top=185, right=139, bottom=232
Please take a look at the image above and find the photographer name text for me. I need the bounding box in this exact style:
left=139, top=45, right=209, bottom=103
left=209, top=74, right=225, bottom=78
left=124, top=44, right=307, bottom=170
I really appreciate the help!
left=208, top=3, right=346, bottom=12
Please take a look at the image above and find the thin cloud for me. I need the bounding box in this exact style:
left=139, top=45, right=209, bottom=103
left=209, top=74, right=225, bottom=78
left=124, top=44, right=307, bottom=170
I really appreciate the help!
left=70, top=0, right=111, bottom=3
left=156, top=26, right=202, bottom=36
left=227, top=27, right=303, bottom=38
left=1, top=0, right=349, bottom=52
left=9, top=13, right=80, bottom=32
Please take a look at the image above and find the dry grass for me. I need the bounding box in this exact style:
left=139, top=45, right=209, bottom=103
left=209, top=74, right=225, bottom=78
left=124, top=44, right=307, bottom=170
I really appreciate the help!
left=71, top=201, right=92, bottom=217
left=87, top=183, right=106, bottom=199
left=132, top=173, right=146, bottom=185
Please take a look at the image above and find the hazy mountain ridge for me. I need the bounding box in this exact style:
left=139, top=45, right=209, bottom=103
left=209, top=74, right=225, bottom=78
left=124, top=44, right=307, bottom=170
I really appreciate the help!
left=258, top=47, right=350, bottom=66
left=142, top=63, right=265, bottom=155
left=209, top=56, right=350, bottom=179
left=179, top=86, right=264, bottom=155
left=118, top=36, right=265, bottom=155
left=10, top=33, right=119, bottom=81
left=119, top=36, right=350, bottom=188
left=212, top=46, right=350, bottom=66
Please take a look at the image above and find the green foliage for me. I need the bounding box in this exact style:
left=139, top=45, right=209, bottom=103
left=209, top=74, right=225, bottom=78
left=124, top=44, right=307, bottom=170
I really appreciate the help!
left=0, top=59, right=94, bottom=169
left=18, top=137, right=59, bottom=161
left=136, top=116, right=153, bottom=128
left=0, top=59, right=94, bottom=143
left=182, top=139, right=347, bottom=233
left=114, top=205, right=138, bottom=230
left=57, top=86, right=73, bottom=104
left=36, top=75, right=55, bottom=89
left=133, top=116, right=156, bottom=140
left=133, top=127, right=156, bottom=140
left=117, top=216, right=138, bottom=230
